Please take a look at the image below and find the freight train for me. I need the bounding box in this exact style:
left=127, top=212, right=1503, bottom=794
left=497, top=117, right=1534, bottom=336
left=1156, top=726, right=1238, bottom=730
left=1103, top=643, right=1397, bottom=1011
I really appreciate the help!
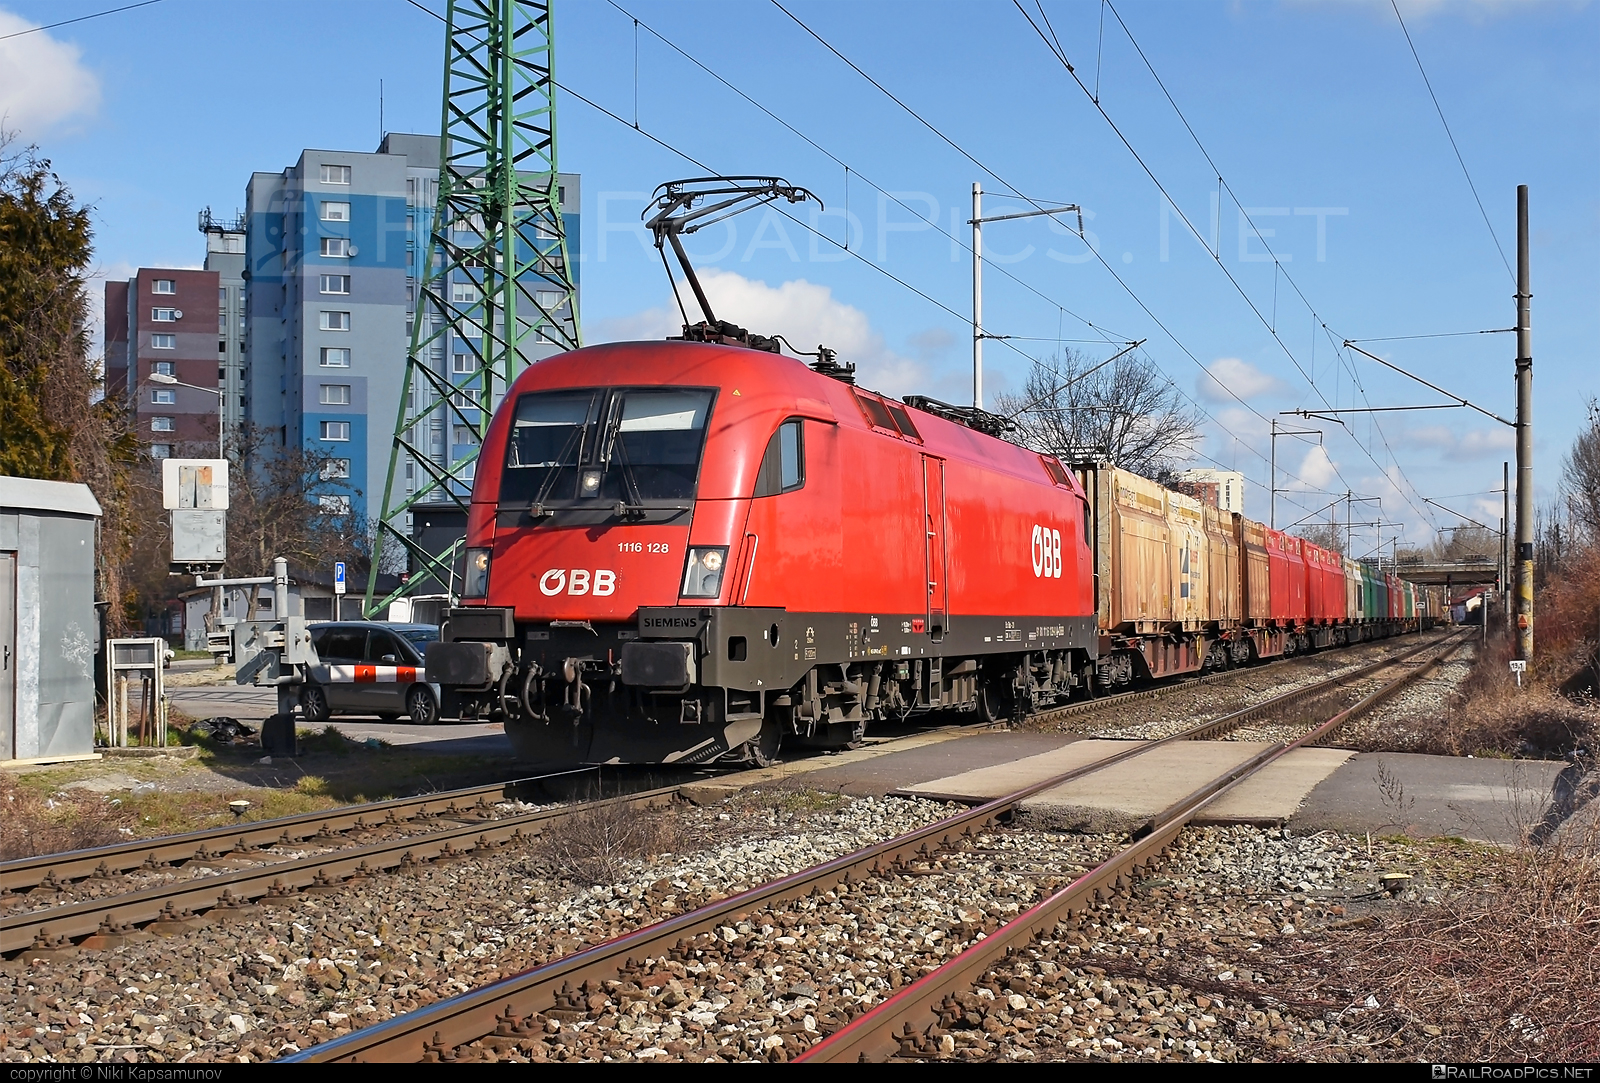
left=424, top=337, right=1426, bottom=766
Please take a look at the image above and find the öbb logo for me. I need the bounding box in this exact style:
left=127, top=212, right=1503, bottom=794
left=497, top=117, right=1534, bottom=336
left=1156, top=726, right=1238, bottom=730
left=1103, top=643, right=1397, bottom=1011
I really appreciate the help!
left=1031, top=525, right=1062, bottom=579
left=538, top=569, right=617, bottom=596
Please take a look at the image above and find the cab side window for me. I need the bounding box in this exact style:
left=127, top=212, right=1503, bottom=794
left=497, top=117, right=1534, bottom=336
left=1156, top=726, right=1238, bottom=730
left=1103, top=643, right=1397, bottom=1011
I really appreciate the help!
left=754, top=419, right=804, bottom=497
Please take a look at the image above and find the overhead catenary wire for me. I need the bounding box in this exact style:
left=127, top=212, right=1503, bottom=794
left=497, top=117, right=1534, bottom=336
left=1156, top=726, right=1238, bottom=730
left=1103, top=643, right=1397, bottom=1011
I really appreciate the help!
left=605, top=0, right=1123, bottom=346
left=1022, top=0, right=1439, bottom=537
left=1389, top=0, right=1516, bottom=284
left=1091, top=0, right=1442, bottom=533
left=766, top=0, right=1375, bottom=508
left=407, top=0, right=1362, bottom=520
left=0, top=0, right=162, bottom=41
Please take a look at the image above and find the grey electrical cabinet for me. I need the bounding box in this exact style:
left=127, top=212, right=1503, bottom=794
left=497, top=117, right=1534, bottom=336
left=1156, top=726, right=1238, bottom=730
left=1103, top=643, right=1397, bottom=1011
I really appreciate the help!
left=0, top=476, right=102, bottom=764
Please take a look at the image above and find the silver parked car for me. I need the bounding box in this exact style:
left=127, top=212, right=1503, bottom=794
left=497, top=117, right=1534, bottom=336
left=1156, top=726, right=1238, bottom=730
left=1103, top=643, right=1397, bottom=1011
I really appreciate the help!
left=300, top=622, right=442, bottom=724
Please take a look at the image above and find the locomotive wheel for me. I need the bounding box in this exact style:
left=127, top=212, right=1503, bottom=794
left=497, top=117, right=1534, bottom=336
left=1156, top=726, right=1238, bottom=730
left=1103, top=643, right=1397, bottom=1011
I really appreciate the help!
left=977, top=682, right=1011, bottom=725
left=750, top=715, right=783, bottom=767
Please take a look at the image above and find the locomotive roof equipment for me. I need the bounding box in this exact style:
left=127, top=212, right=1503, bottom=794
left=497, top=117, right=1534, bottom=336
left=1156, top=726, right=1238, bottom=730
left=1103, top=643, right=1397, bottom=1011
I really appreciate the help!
left=645, top=176, right=819, bottom=352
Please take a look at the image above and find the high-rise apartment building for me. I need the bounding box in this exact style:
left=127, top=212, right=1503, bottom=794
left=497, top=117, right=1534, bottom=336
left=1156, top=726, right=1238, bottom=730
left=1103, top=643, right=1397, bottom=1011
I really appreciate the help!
left=104, top=268, right=226, bottom=458
left=1175, top=468, right=1246, bottom=515
left=201, top=210, right=248, bottom=440
left=103, top=212, right=247, bottom=460
left=242, top=133, right=580, bottom=528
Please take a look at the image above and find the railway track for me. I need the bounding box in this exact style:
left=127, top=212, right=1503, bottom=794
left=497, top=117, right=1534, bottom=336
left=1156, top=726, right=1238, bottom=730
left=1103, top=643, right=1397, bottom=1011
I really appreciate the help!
left=279, top=630, right=1467, bottom=1062
left=1, top=631, right=1440, bottom=964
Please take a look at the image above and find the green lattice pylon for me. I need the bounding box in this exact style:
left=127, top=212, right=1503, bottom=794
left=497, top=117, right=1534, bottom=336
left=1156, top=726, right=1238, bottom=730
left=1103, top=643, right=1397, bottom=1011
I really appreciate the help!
left=366, top=0, right=580, bottom=618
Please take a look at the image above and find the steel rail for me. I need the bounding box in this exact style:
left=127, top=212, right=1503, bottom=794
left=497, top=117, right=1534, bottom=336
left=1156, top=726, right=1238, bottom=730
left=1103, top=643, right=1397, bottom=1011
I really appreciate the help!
left=2, top=630, right=1435, bottom=896
left=1031, top=627, right=1437, bottom=727
left=0, top=767, right=605, bottom=894
left=284, top=631, right=1462, bottom=1063
left=1, top=785, right=681, bottom=957
left=796, top=634, right=1469, bottom=1061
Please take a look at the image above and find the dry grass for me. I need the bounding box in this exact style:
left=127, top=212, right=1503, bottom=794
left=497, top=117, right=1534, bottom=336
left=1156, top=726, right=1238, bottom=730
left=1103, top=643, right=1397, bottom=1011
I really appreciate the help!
left=1409, top=637, right=1600, bottom=758
left=0, top=771, right=122, bottom=859
left=1267, top=817, right=1600, bottom=1062
left=535, top=799, right=685, bottom=885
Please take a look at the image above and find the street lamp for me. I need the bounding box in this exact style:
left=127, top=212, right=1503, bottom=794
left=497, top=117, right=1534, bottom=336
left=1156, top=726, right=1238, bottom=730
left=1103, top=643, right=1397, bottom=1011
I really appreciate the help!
left=149, top=372, right=224, bottom=459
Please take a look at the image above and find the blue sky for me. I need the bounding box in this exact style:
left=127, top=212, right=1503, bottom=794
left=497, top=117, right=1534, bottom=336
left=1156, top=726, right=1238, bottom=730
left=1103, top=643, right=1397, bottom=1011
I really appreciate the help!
left=3, top=0, right=1595, bottom=554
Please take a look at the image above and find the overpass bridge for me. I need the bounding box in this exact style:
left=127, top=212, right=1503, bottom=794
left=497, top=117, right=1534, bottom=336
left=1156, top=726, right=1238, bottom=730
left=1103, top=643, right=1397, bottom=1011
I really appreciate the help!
left=1393, top=559, right=1500, bottom=588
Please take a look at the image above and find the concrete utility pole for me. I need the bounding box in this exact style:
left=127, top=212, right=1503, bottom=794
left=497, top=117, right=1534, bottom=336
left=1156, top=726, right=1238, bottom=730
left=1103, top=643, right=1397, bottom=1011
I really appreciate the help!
left=972, top=183, right=983, bottom=409
left=1514, top=186, right=1535, bottom=661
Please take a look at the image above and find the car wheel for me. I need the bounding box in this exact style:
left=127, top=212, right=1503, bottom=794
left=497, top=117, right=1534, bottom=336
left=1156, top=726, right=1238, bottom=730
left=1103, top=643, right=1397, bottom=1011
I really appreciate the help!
left=406, top=684, right=439, bottom=725
left=300, top=683, right=331, bottom=724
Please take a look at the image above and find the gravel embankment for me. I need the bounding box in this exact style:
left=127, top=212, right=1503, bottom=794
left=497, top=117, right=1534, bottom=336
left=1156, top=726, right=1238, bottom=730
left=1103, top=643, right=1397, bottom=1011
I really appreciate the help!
left=1041, top=634, right=1446, bottom=743
left=0, top=794, right=957, bottom=1063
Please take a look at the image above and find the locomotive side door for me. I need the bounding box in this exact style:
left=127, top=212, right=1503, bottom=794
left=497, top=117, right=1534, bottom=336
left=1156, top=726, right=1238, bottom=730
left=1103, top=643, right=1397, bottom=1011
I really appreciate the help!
left=921, top=455, right=948, bottom=641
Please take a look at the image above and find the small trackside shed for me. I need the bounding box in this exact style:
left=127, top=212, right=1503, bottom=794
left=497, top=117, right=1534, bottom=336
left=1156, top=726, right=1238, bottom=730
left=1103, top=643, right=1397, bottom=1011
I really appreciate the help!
left=0, top=476, right=102, bottom=764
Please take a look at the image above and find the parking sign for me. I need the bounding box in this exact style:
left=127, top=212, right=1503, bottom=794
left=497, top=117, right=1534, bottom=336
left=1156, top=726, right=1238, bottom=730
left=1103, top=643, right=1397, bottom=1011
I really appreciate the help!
left=334, top=561, right=347, bottom=595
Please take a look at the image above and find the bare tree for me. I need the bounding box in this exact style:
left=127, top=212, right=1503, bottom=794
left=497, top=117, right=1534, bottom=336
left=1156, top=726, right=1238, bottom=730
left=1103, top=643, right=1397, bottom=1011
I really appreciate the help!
left=994, top=348, right=1203, bottom=480
left=1561, top=397, right=1600, bottom=545
left=116, top=426, right=370, bottom=628
left=1299, top=522, right=1346, bottom=555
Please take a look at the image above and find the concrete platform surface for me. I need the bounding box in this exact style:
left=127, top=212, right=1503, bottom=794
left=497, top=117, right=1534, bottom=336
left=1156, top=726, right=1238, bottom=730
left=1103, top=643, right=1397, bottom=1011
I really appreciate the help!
left=899, top=740, right=1357, bottom=835
left=1289, top=751, right=1576, bottom=846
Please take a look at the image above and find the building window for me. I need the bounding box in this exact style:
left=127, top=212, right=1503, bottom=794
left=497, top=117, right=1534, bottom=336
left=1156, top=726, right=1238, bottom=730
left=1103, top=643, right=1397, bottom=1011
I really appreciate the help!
left=151, top=333, right=176, bottom=349
left=536, top=290, right=564, bottom=310
left=151, top=307, right=177, bottom=321
left=321, top=421, right=350, bottom=441
left=320, top=457, right=351, bottom=480
left=151, top=417, right=175, bottom=432
left=152, top=361, right=174, bottom=376
left=320, top=164, right=351, bottom=185
left=151, top=389, right=176, bottom=404
left=152, top=279, right=176, bottom=295
left=320, top=237, right=350, bottom=258
left=319, top=274, right=350, bottom=294
left=320, top=310, right=351, bottom=331
left=321, top=201, right=350, bottom=222
left=452, top=352, right=475, bottom=374
left=452, top=424, right=476, bottom=446
left=318, top=495, right=352, bottom=514
left=151, top=444, right=172, bottom=459
left=320, top=347, right=351, bottom=368
left=319, top=384, right=352, bottom=405
left=450, top=283, right=480, bottom=305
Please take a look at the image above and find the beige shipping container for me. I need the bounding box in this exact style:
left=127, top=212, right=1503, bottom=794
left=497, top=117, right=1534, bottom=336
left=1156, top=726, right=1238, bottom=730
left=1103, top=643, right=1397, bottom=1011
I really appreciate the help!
left=1236, top=514, right=1272, bottom=623
left=1080, top=464, right=1229, bottom=633
left=1203, top=505, right=1242, bottom=627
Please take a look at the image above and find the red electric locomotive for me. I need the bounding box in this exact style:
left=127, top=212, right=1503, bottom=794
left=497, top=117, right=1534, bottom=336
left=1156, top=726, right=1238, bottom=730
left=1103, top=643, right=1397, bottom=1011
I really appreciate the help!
left=427, top=339, right=1097, bottom=766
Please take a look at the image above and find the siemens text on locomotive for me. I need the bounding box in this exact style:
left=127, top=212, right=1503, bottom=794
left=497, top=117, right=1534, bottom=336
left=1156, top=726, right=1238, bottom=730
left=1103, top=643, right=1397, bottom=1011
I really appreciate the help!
left=423, top=336, right=1429, bottom=767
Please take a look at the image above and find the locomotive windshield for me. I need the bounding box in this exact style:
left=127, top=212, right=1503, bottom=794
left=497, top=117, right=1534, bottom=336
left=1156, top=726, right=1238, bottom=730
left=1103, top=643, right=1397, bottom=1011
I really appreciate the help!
left=500, top=386, right=715, bottom=506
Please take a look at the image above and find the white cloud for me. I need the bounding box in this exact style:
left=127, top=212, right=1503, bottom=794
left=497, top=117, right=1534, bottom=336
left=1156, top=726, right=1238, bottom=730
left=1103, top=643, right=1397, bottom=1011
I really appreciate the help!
left=1197, top=357, right=1286, bottom=403
left=1290, top=445, right=1340, bottom=491
left=588, top=269, right=926, bottom=396
left=1397, top=422, right=1515, bottom=458
left=0, top=10, right=100, bottom=136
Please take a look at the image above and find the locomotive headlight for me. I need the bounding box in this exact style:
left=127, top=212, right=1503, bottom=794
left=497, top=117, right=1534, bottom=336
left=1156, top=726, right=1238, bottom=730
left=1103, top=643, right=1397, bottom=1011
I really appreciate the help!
left=680, top=546, right=729, bottom=599
left=463, top=547, right=492, bottom=598
left=580, top=469, right=602, bottom=496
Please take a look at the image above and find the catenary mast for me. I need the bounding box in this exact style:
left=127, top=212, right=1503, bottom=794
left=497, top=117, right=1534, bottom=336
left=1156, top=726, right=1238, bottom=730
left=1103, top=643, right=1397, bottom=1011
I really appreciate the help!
left=365, top=0, right=580, bottom=618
